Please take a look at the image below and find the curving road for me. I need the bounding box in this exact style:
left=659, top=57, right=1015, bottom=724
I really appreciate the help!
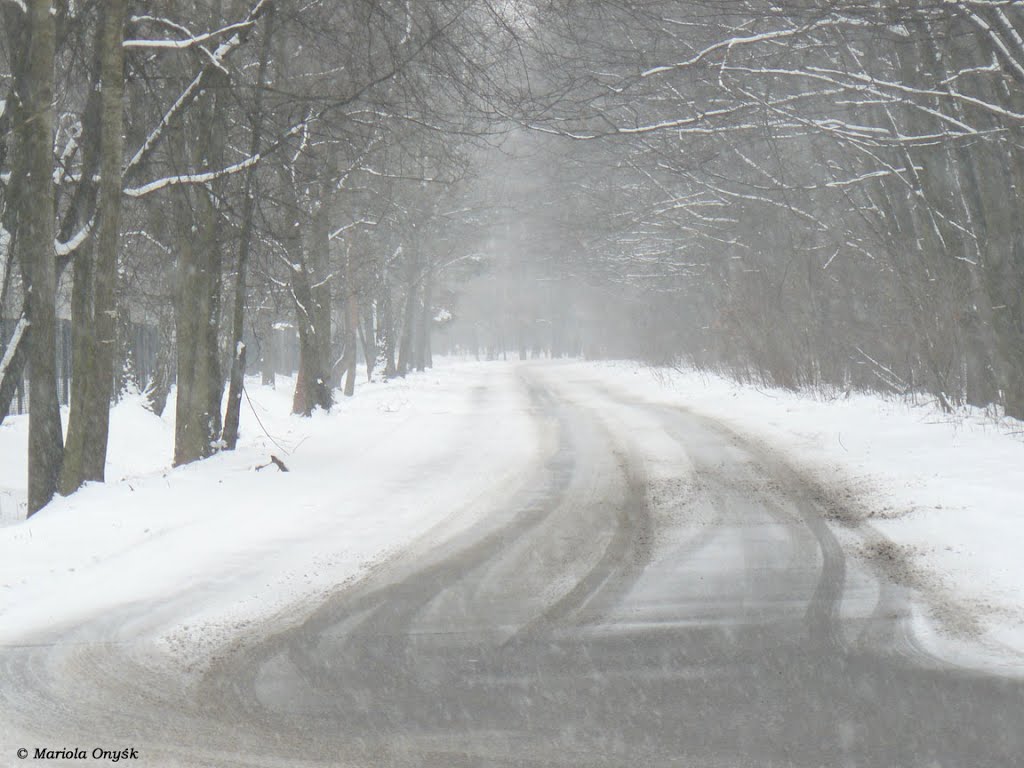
left=2, top=364, right=1022, bottom=767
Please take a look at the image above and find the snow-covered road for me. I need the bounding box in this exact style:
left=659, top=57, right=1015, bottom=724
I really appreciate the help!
left=1, top=362, right=1022, bottom=767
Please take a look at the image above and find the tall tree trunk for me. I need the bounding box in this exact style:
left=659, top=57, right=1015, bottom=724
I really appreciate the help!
left=286, top=210, right=332, bottom=415
left=290, top=270, right=332, bottom=415
left=397, top=252, right=418, bottom=376
left=0, top=5, right=27, bottom=427
left=81, top=0, right=129, bottom=481
left=20, top=0, right=61, bottom=514
left=311, top=194, right=334, bottom=391
left=223, top=11, right=273, bottom=450
left=173, top=77, right=225, bottom=465
left=360, top=298, right=377, bottom=382
left=55, top=88, right=100, bottom=494
left=417, top=267, right=433, bottom=371
left=59, top=239, right=95, bottom=493
left=285, top=209, right=331, bottom=415
left=381, top=278, right=397, bottom=379
left=342, top=267, right=359, bottom=397
left=174, top=191, right=224, bottom=464
left=61, top=0, right=129, bottom=492
left=145, top=337, right=173, bottom=417
left=259, top=311, right=276, bottom=387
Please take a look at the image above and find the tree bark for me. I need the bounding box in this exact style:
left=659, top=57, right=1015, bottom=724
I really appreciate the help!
left=397, top=252, right=418, bottom=376
left=285, top=206, right=331, bottom=415
left=311, top=195, right=334, bottom=391
left=172, top=76, right=225, bottom=465
left=289, top=266, right=332, bottom=415
left=59, top=236, right=95, bottom=493
left=381, top=277, right=397, bottom=379
left=343, top=273, right=359, bottom=397
left=61, top=0, right=129, bottom=492
left=417, top=267, right=433, bottom=371
left=20, top=0, right=61, bottom=514
left=144, top=337, right=173, bottom=417
left=223, top=10, right=273, bottom=450
left=259, top=312, right=276, bottom=387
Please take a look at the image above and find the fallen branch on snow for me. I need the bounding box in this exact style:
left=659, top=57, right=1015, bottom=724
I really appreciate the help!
left=255, top=455, right=289, bottom=473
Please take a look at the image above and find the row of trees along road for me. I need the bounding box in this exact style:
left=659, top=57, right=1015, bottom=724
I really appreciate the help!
left=480, top=0, right=1024, bottom=417
left=0, top=0, right=531, bottom=514
left=5, top=1, right=1024, bottom=515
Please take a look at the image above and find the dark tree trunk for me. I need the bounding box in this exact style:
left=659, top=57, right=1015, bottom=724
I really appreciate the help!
left=290, top=268, right=332, bottom=416
left=145, top=337, right=173, bottom=417
left=59, top=239, right=96, bottom=493
left=19, top=0, right=62, bottom=514
left=172, top=79, right=226, bottom=465
left=223, top=12, right=272, bottom=450
left=360, top=298, right=377, bottom=382
left=417, top=268, right=433, bottom=371
left=311, top=201, right=334, bottom=392
left=173, top=195, right=224, bottom=464
left=343, top=286, right=358, bottom=397
left=397, top=255, right=418, bottom=376
left=0, top=4, right=26, bottom=427
left=381, top=280, right=397, bottom=379
left=81, top=0, right=127, bottom=481
left=61, top=0, right=129, bottom=492
left=259, top=314, right=276, bottom=387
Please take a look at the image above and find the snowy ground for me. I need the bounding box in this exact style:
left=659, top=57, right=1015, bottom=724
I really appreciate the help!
left=0, top=363, right=538, bottom=657
left=1, top=358, right=1021, bottom=671
left=556, top=360, right=1024, bottom=669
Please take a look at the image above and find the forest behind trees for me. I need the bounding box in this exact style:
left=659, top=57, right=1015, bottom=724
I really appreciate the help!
left=3, top=0, right=1024, bottom=515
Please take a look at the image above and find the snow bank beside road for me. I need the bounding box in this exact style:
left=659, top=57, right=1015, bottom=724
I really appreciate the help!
left=0, top=363, right=537, bottom=652
left=2, top=358, right=1019, bottom=670
left=557, top=361, right=1024, bottom=667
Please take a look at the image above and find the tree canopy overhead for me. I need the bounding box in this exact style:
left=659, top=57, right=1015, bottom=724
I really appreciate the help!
left=3, top=0, right=1024, bottom=513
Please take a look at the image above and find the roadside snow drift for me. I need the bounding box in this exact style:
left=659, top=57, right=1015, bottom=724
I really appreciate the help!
left=1, top=358, right=1021, bottom=672
left=0, top=363, right=537, bottom=652
left=557, top=361, right=1024, bottom=667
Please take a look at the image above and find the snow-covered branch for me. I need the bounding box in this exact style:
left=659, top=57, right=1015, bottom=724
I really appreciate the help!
left=55, top=219, right=93, bottom=257
left=124, top=18, right=262, bottom=50
left=0, top=315, right=28, bottom=384
left=123, top=0, right=272, bottom=177
left=124, top=154, right=261, bottom=198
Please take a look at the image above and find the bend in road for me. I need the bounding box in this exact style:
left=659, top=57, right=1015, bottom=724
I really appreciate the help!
left=2, top=363, right=1022, bottom=767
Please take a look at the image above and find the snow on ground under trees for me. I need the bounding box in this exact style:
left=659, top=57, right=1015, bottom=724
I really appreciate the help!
left=0, top=358, right=1021, bottom=671
left=0, top=363, right=537, bottom=657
